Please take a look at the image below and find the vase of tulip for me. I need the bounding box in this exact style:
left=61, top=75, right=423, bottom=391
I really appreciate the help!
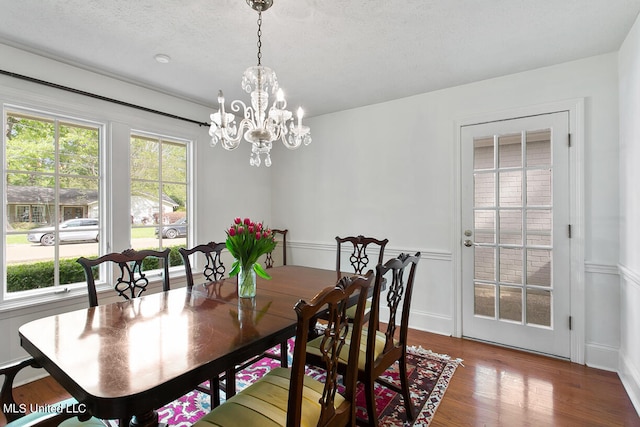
left=226, top=217, right=277, bottom=298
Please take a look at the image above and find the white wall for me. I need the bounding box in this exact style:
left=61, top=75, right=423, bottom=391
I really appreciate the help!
left=618, top=12, right=640, bottom=413
left=272, top=53, right=621, bottom=368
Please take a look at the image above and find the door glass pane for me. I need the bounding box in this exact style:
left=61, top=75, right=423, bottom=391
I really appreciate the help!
left=474, top=173, right=495, bottom=207
left=474, top=283, right=495, bottom=317
left=474, top=137, right=494, bottom=170
left=527, top=249, right=551, bottom=286
left=526, top=209, right=551, bottom=246
left=475, top=210, right=495, bottom=244
left=499, top=286, right=522, bottom=321
left=498, top=133, right=522, bottom=168
left=499, top=247, right=522, bottom=284
left=526, top=130, right=551, bottom=167
left=475, top=247, right=495, bottom=281
left=527, top=288, right=551, bottom=326
left=527, top=169, right=551, bottom=206
left=499, top=171, right=522, bottom=207
left=499, top=209, right=522, bottom=245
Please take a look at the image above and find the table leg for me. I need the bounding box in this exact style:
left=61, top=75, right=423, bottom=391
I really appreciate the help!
left=225, top=368, right=236, bottom=398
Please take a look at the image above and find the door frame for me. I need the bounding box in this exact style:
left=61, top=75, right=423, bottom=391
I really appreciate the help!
left=453, top=99, right=585, bottom=363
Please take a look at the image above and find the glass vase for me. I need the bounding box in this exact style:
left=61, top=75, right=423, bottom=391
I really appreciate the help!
left=238, top=264, right=257, bottom=298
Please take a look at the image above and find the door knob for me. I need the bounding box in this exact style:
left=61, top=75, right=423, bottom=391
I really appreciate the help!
left=464, top=239, right=474, bottom=247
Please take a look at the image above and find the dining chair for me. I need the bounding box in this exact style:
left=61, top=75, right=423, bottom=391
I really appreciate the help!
left=1, top=358, right=105, bottom=427
left=306, top=252, right=421, bottom=427
left=336, top=235, right=388, bottom=321
left=265, top=228, right=288, bottom=268
left=77, top=248, right=171, bottom=307
left=179, top=241, right=226, bottom=289
left=193, top=271, right=374, bottom=427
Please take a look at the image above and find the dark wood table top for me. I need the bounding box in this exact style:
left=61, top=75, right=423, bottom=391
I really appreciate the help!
left=18, top=265, right=339, bottom=423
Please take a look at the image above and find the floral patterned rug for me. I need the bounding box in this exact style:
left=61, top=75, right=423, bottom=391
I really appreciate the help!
left=156, top=340, right=462, bottom=426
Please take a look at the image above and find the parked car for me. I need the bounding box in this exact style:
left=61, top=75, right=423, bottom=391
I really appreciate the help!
left=155, top=217, right=187, bottom=239
left=27, top=218, right=99, bottom=246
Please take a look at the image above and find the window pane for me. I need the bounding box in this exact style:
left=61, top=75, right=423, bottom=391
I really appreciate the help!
left=474, top=136, right=494, bottom=170
left=527, top=249, right=551, bottom=287
left=474, top=173, right=495, bottom=207
left=499, top=247, right=522, bottom=284
left=527, top=169, right=551, bottom=206
left=474, top=210, right=495, bottom=244
left=526, top=130, right=551, bottom=167
left=499, top=209, right=522, bottom=245
left=499, top=171, right=522, bottom=207
left=527, top=288, right=551, bottom=326
left=474, top=246, right=495, bottom=281
left=5, top=112, right=102, bottom=295
left=499, top=286, right=522, bottom=322
left=498, top=133, right=522, bottom=168
left=474, top=283, right=495, bottom=317
left=526, top=209, right=551, bottom=246
left=131, top=135, right=188, bottom=256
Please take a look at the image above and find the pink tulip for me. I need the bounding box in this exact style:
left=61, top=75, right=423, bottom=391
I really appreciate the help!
left=238, top=226, right=244, bottom=234
left=256, top=231, right=261, bottom=239
left=257, top=223, right=263, bottom=231
left=244, top=218, right=251, bottom=226
left=234, top=217, right=241, bottom=224
left=248, top=225, right=255, bottom=233
left=229, top=227, right=236, bottom=236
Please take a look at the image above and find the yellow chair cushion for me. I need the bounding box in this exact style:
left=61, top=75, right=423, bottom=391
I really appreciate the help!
left=194, top=367, right=345, bottom=427
left=306, top=328, right=388, bottom=371
left=345, top=298, right=372, bottom=320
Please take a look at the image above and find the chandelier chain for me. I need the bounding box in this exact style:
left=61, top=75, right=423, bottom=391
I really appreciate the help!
left=256, top=10, right=263, bottom=66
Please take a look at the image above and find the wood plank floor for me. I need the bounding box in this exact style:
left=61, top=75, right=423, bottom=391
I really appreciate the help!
left=3, top=330, right=639, bottom=426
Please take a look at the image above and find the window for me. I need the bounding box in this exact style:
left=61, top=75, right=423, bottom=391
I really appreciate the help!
left=130, top=133, right=189, bottom=265
left=4, top=109, right=102, bottom=297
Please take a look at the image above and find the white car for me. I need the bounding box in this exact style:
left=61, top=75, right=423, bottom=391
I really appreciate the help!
left=27, top=218, right=99, bottom=246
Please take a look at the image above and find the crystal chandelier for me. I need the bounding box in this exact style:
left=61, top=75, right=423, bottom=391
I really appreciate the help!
left=209, top=0, right=311, bottom=167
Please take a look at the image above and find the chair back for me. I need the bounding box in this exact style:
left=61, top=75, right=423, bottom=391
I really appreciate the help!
left=77, top=248, right=171, bottom=307
left=368, top=252, right=421, bottom=364
left=288, top=271, right=373, bottom=427
left=265, top=228, right=288, bottom=268
left=179, top=242, right=226, bottom=289
left=335, top=235, right=388, bottom=278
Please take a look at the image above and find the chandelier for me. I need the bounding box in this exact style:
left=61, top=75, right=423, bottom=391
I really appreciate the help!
left=209, top=0, right=311, bottom=167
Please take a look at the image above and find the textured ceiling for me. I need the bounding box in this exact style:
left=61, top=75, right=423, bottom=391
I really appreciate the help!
left=0, top=0, right=639, bottom=118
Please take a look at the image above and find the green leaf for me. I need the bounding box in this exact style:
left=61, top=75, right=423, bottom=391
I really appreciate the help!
left=254, top=263, right=272, bottom=280
left=228, top=261, right=240, bottom=277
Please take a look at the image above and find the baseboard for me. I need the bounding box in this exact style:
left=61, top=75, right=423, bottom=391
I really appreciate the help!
left=619, top=351, right=640, bottom=417
left=585, top=342, right=619, bottom=372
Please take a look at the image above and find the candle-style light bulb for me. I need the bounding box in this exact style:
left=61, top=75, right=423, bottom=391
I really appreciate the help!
left=296, top=107, right=304, bottom=132
left=276, top=89, right=285, bottom=108
left=217, top=90, right=227, bottom=127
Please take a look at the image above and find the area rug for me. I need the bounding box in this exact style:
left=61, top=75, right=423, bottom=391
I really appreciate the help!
left=157, top=340, right=462, bottom=426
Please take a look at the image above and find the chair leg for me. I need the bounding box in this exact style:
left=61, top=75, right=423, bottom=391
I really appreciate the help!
left=364, top=379, right=379, bottom=427
left=398, top=353, right=415, bottom=421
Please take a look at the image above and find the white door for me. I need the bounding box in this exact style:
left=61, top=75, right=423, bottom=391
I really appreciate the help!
left=461, top=112, right=571, bottom=358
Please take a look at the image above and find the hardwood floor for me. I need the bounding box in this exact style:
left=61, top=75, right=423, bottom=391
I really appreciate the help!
left=406, top=330, right=640, bottom=426
left=3, top=330, right=639, bottom=426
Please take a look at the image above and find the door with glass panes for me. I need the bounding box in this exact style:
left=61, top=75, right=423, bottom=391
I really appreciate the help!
left=461, top=112, right=571, bottom=358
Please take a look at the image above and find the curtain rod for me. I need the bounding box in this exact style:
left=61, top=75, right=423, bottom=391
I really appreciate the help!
left=0, top=69, right=210, bottom=127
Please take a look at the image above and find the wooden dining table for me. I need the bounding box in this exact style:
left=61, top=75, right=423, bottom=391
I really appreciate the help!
left=18, top=265, right=341, bottom=427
